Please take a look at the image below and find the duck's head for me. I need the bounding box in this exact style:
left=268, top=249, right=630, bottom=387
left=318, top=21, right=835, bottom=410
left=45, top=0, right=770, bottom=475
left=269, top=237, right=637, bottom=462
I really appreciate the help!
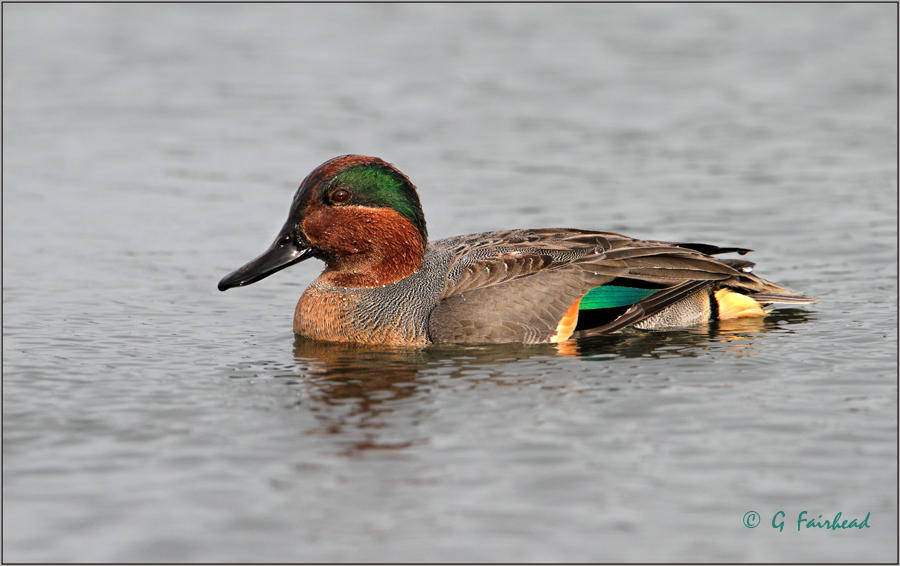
left=218, top=155, right=427, bottom=291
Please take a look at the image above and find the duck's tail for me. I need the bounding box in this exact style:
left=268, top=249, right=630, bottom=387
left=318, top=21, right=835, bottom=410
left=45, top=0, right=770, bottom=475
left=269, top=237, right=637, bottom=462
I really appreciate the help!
left=570, top=261, right=816, bottom=337
left=746, top=291, right=819, bottom=305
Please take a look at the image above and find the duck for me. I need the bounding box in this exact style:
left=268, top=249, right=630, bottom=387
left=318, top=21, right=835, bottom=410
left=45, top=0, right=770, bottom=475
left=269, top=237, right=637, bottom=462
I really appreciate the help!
left=218, top=155, right=816, bottom=345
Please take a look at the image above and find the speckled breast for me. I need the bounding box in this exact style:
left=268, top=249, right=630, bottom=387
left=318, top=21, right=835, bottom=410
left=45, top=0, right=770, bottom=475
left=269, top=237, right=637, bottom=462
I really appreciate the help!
left=293, top=246, right=454, bottom=345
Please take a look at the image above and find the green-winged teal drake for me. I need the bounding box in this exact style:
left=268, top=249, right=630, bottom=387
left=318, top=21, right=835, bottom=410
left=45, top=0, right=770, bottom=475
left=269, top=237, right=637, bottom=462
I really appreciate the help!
left=218, top=155, right=816, bottom=345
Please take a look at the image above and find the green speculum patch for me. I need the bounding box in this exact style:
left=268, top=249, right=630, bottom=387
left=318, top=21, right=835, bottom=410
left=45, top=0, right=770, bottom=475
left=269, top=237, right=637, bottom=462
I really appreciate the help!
left=579, top=285, right=659, bottom=310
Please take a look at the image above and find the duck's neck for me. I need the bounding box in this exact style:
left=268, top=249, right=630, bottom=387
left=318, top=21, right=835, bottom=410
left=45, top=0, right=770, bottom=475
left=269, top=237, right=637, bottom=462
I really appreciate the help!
left=321, top=242, right=424, bottom=287
left=309, top=208, right=426, bottom=288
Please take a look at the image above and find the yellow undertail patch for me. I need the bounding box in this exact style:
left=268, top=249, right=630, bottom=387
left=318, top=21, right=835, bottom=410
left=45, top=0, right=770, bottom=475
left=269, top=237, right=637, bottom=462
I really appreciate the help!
left=714, top=289, right=766, bottom=320
left=551, top=295, right=584, bottom=343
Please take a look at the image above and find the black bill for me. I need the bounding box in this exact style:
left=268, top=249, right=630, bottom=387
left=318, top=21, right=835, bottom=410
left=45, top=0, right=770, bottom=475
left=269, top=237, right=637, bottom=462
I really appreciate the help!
left=218, top=230, right=314, bottom=291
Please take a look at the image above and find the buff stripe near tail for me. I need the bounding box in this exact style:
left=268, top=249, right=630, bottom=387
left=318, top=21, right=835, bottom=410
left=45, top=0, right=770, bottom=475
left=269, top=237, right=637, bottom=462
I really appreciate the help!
left=551, top=295, right=584, bottom=343
left=714, top=288, right=766, bottom=319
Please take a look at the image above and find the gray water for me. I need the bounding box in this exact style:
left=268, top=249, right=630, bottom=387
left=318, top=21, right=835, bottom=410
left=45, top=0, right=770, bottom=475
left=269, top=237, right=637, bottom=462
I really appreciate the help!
left=3, top=3, right=897, bottom=562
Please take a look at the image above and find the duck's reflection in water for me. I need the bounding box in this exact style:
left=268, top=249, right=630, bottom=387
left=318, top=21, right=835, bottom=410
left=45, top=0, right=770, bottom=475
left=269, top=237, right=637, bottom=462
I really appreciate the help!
left=290, top=338, right=565, bottom=454
left=286, top=308, right=813, bottom=454
left=291, top=338, right=426, bottom=452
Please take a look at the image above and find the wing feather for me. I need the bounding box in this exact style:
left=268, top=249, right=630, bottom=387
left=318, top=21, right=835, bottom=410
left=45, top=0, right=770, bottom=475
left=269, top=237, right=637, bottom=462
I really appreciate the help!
left=424, top=228, right=794, bottom=343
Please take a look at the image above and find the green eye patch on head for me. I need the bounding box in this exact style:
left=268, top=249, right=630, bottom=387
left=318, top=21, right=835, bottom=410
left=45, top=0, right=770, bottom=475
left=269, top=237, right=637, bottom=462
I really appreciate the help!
left=332, top=164, right=427, bottom=243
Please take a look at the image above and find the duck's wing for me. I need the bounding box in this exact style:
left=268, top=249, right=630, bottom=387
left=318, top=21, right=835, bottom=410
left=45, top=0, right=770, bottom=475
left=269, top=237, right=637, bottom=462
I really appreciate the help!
left=426, top=229, right=757, bottom=344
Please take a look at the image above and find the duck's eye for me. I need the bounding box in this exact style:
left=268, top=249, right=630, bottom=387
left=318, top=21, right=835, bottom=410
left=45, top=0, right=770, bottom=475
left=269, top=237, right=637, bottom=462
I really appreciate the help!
left=329, top=188, right=351, bottom=205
